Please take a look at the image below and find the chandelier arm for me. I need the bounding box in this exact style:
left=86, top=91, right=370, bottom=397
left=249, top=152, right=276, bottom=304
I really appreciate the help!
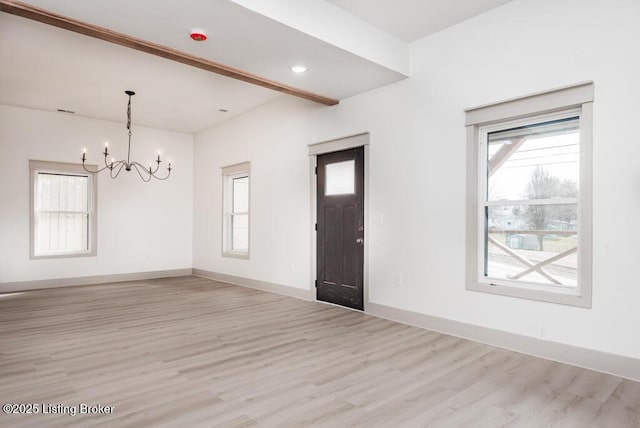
left=137, top=160, right=161, bottom=176
left=150, top=160, right=162, bottom=175
left=131, top=161, right=160, bottom=177
left=130, top=161, right=151, bottom=173
left=110, top=162, right=126, bottom=179
left=151, top=167, right=172, bottom=181
left=134, top=160, right=170, bottom=180
left=81, top=161, right=112, bottom=174
left=130, top=162, right=152, bottom=183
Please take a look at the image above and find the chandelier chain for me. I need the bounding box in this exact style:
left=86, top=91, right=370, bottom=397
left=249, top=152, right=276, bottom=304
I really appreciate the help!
left=127, top=95, right=132, bottom=166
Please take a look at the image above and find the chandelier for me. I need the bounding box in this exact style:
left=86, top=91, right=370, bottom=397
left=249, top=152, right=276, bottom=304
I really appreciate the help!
left=81, top=90, right=172, bottom=181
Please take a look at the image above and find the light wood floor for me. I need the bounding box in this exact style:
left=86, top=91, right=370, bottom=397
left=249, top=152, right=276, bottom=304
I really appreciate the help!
left=0, top=276, right=638, bottom=427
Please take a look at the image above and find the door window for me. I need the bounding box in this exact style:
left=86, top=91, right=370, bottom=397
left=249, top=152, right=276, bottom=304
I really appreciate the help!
left=325, top=160, right=355, bottom=195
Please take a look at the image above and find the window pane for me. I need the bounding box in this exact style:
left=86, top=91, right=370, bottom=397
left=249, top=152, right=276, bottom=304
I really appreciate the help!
left=35, top=212, right=89, bottom=254
left=487, top=117, right=579, bottom=201
left=485, top=204, right=578, bottom=287
left=232, top=176, right=249, bottom=213
left=325, top=160, right=355, bottom=195
left=37, top=173, right=88, bottom=211
left=232, top=213, right=249, bottom=251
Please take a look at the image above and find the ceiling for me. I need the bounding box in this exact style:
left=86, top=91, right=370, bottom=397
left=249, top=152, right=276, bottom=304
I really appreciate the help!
left=0, top=0, right=514, bottom=133
left=326, top=0, right=515, bottom=42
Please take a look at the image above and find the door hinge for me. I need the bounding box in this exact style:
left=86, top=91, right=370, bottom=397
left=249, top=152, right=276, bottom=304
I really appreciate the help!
left=315, top=223, right=317, bottom=231
left=315, top=280, right=318, bottom=288
left=315, top=166, right=318, bottom=175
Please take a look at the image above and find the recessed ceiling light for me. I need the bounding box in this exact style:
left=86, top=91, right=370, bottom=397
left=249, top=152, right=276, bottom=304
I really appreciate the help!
left=291, top=65, right=307, bottom=73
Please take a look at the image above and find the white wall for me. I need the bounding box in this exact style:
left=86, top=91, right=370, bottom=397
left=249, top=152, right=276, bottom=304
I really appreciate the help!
left=193, top=97, right=322, bottom=289
left=0, top=105, right=193, bottom=283
left=193, top=0, right=640, bottom=359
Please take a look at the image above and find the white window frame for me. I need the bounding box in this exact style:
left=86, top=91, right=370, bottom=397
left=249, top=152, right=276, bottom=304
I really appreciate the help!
left=29, top=160, right=98, bottom=259
left=465, top=82, right=593, bottom=307
left=221, top=162, right=250, bottom=259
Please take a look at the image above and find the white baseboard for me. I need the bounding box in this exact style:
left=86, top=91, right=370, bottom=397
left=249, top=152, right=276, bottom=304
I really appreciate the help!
left=192, top=268, right=314, bottom=301
left=366, top=302, right=640, bottom=383
left=0, top=268, right=193, bottom=293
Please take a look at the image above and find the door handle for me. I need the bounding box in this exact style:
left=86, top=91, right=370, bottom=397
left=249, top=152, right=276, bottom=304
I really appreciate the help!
left=356, top=238, right=364, bottom=245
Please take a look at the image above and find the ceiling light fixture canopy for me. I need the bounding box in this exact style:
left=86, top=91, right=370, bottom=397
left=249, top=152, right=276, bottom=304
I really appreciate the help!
left=81, top=91, right=172, bottom=182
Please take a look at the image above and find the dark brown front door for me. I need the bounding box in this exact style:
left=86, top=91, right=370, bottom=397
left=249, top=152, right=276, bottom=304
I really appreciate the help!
left=316, top=147, right=364, bottom=310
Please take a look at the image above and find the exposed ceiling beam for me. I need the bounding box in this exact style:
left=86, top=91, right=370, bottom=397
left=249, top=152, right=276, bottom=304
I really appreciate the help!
left=0, top=0, right=339, bottom=106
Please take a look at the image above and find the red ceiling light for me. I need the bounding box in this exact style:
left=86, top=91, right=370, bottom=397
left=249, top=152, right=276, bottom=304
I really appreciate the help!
left=190, top=29, right=207, bottom=42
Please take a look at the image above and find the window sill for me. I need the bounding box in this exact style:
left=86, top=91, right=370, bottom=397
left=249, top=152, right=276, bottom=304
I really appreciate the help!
left=31, top=250, right=96, bottom=260
left=222, top=251, right=250, bottom=260
left=467, top=281, right=591, bottom=308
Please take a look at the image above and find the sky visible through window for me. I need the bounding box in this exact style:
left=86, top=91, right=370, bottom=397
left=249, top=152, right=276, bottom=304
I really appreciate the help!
left=488, top=122, right=579, bottom=202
